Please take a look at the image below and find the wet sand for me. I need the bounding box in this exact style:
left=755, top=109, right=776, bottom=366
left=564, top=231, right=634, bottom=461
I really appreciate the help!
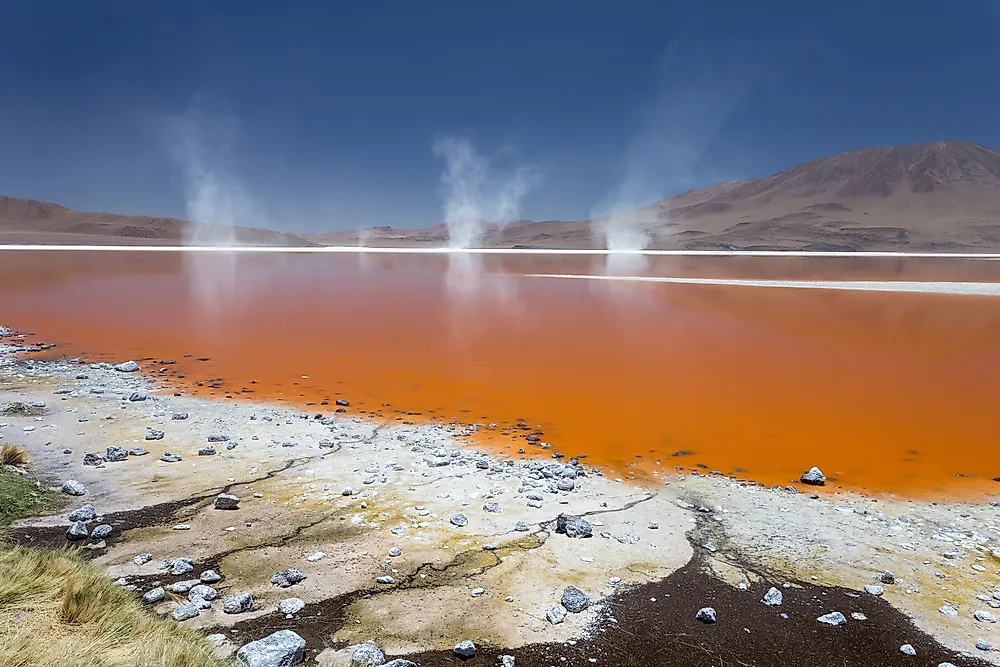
left=1, top=251, right=1000, bottom=498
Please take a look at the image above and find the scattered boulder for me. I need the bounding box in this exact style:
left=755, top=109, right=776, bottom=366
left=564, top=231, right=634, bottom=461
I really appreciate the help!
left=278, top=598, right=305, bottom=615
left=145, top=430, right=165, bottom=441
left=450, top=513, right=468, bottom=527
left=454, top=641, right=476, bottom=659
left=336, top=399, right=350, bottom=407
left=376, top=576, right=396, bottom=585
left=762, top=587, right=783, bottom=606
left=973, top=610, right=996, bottom=623
left=161, top=452, right=182, bottom=463
left=171, top=603, right=200, bottom=621
left=207, top=434, right=230, bottom=443
left=172, top=412, right=189, bottom=420
left=199, top=446, right=217, bottom=456
left=383, top=661, right=418, bottom=667
left=499, top=656, right=515, bottom=667
left=483, top=502, right=502, bottom=514
left=306, top=552, right=326, bottom=562
left=235, top=629, right=306, bottom=667
left=129, top=447, right=148, bottom=456
left=68, top=504, right=96, bottom=522
left=105, top=446, right=129, bottom=461
left=695, top=607, right=717, bottom=623
left=561, top=587, right=590, bottom=613
left=91, top=524, right=113, bottom=539
left=169, top=559, right=194, bottom=576
left=817, top=611, right=847, bottom=626
left=128, top=392, right=148, bottom=402
left=223, top=593, right=254, bottom=614
left=350, top=643, right=384, bottom=667
left=976, top=638, right=994, bottom=651
left=555, top=513, right=592, bottom=538
left=939, top=605, right=958, bottom=617
left=900, top=644, right=916, bottom=656
left=864, top=585, right=884, bottom=596
left=546, top=605, right=567, bottom=624
left=66, top=521, right=89, bottom=541
left=271, top=568, right=307, bottom=588
left=133, top=553, right=153, bottom=566
left=201, top=570, right=223, bottom=583
left=880, top=571, right=896, bottom=584
left=514, top=521, right=530, bottom=532
left=189, top=585, right=218, bottom=601
left=114, top=361, right=139, bottom=372
left=214, top=493, right=241, bottom=510
left=82, top=453, right=103, bottom=466
left=171, top=580, right=199, bottom=594
left=388, top=547, right=402, bottom=557
left=61, top=480, right=86, bottom=496
left=800, top=466, right=826, bottom=486
left=142, top=587, right=165, bottom=604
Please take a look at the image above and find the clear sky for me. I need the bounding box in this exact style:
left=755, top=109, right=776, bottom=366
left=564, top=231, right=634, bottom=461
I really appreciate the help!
left=1, top=1, right=998, bottom=232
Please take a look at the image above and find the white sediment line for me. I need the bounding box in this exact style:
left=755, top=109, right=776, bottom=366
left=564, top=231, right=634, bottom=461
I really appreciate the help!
left=527, top=273, right=1000, bottom=296
left=2, top=244, right=1000, bottom=259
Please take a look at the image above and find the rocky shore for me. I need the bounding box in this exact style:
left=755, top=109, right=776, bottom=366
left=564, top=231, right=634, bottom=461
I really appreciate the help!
left=1, top=338, right=998, bottom=666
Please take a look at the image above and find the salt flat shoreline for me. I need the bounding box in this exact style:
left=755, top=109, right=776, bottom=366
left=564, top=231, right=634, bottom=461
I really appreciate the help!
left=0, top=339, right=998, bottom=666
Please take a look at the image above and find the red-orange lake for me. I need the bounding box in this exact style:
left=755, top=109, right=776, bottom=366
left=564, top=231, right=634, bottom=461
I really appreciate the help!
left=2, top=250, right=999, bottom=499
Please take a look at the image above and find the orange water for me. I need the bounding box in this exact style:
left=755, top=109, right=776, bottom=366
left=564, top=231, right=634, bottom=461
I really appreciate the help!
left=2, top=250, right=999, bottom=499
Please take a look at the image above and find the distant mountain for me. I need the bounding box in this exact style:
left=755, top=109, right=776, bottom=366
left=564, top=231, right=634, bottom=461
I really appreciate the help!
left=7, top=141, right=1000, bottom=251
left=0, top=196, right=314, bottom=246
left=310, top=141, right=1000, bottom=251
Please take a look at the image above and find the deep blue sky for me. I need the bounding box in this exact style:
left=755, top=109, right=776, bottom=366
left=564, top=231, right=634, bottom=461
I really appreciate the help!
left=1, top=1, right=998, bottom=231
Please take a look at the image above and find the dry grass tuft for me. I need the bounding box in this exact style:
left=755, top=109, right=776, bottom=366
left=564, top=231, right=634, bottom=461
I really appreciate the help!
left=0, top=444, right=29, bottom=467
left=0, top=546, right=227, bottom=667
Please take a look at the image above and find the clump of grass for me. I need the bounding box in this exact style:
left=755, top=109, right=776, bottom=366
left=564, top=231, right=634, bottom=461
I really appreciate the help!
left=0, top=546, right=228, bottom=667
left=0, top=444, right=29, bottom=467
left=0, top=468, right=59, bottom=526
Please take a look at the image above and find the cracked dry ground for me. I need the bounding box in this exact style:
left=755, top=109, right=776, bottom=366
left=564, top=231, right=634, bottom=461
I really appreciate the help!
left=2, top=359, right=997, bottom=667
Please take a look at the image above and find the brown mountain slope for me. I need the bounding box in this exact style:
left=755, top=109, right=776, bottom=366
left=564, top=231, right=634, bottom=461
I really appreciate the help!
left=0, top=196, right=315, bottom=246
left=310, top=140, right=1000, bottom=251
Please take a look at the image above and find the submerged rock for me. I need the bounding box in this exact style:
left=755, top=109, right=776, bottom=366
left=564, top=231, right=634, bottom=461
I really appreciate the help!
left=800, top=466, right=826, bottom=486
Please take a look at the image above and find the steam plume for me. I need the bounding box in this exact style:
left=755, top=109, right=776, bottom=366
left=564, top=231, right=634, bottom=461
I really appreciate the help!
left=432, top=137, right=537, bottom=249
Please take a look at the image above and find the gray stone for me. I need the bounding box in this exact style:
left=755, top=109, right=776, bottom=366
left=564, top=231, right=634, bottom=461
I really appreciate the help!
left=514, top=521, right=530, bottom=532
left=215, top=493, right=241, bottom=510
left=483, top=502, right=502, bottom=514
left=556, top=478, right=575, bottom=492
left=454, top=641, right=476, bottom=658
left=546, top=605, right=567, bottom=624
left=695, top=607, right=717, bottom=623
left=817, top=611, right=847, bottom=626
left=561, top=586, right=590, bottom=613
left=223, top=593, right=254, bottom=614
left=200, top=569, right=222, bottom=583
left=383, top=661, right=418, bottom=667
left=880, top=571, right=896, bottom=584
left=973, top=610, right=996, bottom=623
left=342, top=487, right=356, bottom=496
left=145, top=430, right=164, bottom=441
left=83, top=453, right=103, bottom=466
left=376, top=576, right=396, bottom=584
left=142, top=587, right=165, bottom=603
left=128, top=392, right=148, bottom=402
left=199, top=446, right=217, bottom=456
left=91, top=524, right=113, bottom=539
left=161, top=452, right=182, bottom=463
left=114, top=361, right=139, bottom=372
left=976, top=638, right=994, bottom=651
left=189, top=584, right=218, bottom=601
left=207, top=434, right=230, bottom=442
left=235, top=630, right=306, bottom=667
left=171, top=580, right=199, bottom=594
left=800, top=466, right=826, bottom=485
left=450, top=513, right=468, bottom=527
left=555, top=513, right=592, bottom=538
left=271, top=568, right=307, bottom=588
left=129, top=447, right=148, bottom=456
left=864, top=584, right=884, bottom=596
left=499, top=656, right=515, bottom=667
left=388, top=546, right=402, bottom=557
left=762, top=587, right=783, bottom=606
left=172, top=412, right=189, bottom=420
left=939, top=605, right=958, bottom=617
left=66, top=521, right=89, bottom=541
left=133, top=553, right=153, bottom=566
left=278, top=598, right=306, bottom=615
left=170, top=559, right=194, bottom=576
left=61, top=479, right=86, bottom=496
left=68, top=504, right=96, bottom=522
left=105, top=446, right=129, bottom=461
left=350, top=643, right=385, bottom=667
left=171, top=602, right=200, bottom=621
left=471, top=588, right=486, bottom=597
left=900, top=644, right=916, bottom=656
